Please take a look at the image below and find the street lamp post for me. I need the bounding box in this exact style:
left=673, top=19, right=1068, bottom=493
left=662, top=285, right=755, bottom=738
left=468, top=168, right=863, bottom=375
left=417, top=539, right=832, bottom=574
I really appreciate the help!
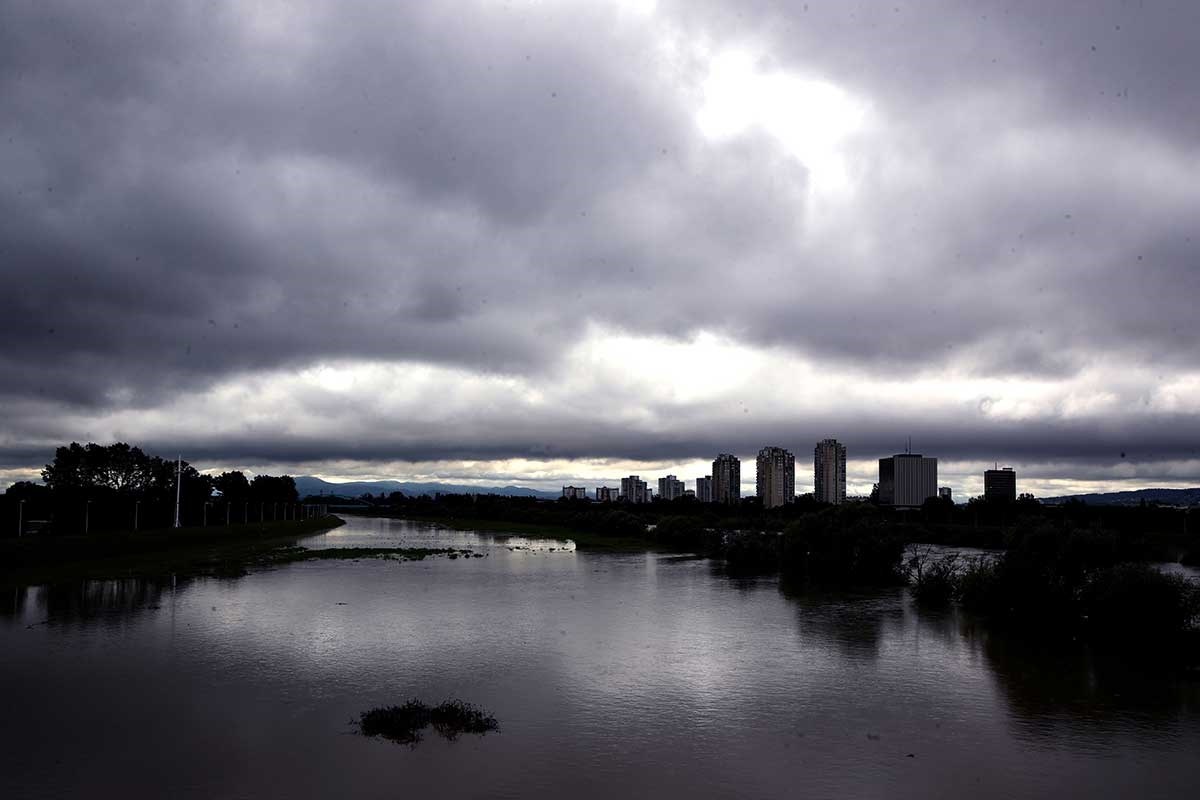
left=84, top=500, right=92, bottom=535
left=134, top=500, right=140, bottom=532
left=226, top=502, right=231, bottom=526
left=17, top=499, right=24, bottom=538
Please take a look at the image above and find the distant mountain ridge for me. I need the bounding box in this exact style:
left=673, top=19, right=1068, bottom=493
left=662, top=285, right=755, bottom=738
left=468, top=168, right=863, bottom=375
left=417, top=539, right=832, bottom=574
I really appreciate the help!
left=294, top=475, right=559, bottom=500
left=1040, top=487, right=1200, bottom=507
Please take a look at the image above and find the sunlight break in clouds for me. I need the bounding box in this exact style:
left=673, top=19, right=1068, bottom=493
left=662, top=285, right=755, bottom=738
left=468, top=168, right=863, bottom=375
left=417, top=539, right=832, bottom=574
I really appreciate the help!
left=697, top=48, right=870, bottom=199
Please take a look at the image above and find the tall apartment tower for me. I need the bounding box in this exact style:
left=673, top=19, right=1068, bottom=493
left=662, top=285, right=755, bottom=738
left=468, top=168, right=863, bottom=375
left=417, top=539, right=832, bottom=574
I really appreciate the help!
left=756, top=446, right=795, bottom=509
left=658, top=475, right=685, bottom=501
left=695, top=476, right=713, bottom=503
left=877, top=453, right=938, bottom=507
left=813, top=438, right=847, bottom=505
left=712, top=454, right=741, bottom=505
left=984, top=467, right=1017, bottom=502
left=621, top=475, right=649, bottom=504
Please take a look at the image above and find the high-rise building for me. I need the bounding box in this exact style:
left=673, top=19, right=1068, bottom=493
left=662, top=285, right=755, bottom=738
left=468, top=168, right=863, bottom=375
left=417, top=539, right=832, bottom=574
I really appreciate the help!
left=695, top=476, right=713, bottom=503
left=658, top=475, right=685, bottom=501
left=939, top=486, right=953, bottom=502
left=620, top=475, right=649, bottom=504
left=814, top=438, right=847, bottom=505
left=561, top=486, right=587, bottom=500
left=756, top=446, right=795, bottom=509
left=878, top=454, right=938, bottom=507
left=595, top=486, right=619, bottom=502
left=712, top=454, right=741, bottom=505
left=984, top=467, right=1017, bottom=503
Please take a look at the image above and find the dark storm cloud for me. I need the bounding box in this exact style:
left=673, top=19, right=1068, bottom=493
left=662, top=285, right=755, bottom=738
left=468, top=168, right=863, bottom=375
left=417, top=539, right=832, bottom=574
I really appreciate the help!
left=2, top=0, right=1199, bottom=476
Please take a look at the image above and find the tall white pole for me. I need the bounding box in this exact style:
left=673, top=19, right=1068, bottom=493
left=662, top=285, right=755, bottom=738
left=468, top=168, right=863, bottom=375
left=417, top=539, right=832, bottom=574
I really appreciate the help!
left=173, top=456, right=182, bottom=529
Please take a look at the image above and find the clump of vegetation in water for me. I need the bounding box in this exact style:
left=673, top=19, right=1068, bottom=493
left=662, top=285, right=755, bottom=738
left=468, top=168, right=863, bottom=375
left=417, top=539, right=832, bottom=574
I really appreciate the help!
left=357, top=700, right=499, bottom=746
left=923, top=524, right=1200, bottom=648
left=904, top=549, right=960, bottom=606
left=1080, top=563, right=1200, bottom=641
left=262, top=546, right=474, bottom=565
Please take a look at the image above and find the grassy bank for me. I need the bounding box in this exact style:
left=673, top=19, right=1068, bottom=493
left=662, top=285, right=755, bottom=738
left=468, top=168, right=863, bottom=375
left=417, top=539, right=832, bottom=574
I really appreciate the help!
left=0, top=516, right=345, bottom=584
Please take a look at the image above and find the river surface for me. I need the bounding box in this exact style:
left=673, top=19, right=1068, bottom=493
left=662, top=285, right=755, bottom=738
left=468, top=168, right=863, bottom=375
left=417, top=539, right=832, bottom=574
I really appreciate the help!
left=2, top=516, right=1198, bottom=799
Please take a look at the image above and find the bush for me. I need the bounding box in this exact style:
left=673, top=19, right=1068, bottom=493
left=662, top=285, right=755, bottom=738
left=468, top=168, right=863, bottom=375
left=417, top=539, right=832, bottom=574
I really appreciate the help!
left=780, top=508, right=904, bottom=585
left=720, top=532, right=781, bottom=573
left=652, top=516, right=714, bottom=550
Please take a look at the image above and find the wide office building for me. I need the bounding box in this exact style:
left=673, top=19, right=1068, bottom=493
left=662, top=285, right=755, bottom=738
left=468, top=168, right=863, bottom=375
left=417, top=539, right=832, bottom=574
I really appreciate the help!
left=878, top=454, right=938, bottom=508
left=756, top=446, right=795, bottom=509
left=695, top=476, right=713, bottom=503
left=712, top=454, right=741, bottom=505
left=814, top=438, right=847, bottom=505
left=984, top=467, right=1017, bottom=502
left=561, top=486, right=587, bottom=500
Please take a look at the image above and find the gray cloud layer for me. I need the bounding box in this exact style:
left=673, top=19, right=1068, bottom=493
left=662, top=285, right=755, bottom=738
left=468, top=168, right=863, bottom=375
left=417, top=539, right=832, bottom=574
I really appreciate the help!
left=2, top=0, right=1199, bottom=481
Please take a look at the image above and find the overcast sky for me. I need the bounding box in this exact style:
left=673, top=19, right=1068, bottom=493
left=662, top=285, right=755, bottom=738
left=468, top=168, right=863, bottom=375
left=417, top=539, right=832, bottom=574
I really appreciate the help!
left=3, top=0, right=1199, bottom=497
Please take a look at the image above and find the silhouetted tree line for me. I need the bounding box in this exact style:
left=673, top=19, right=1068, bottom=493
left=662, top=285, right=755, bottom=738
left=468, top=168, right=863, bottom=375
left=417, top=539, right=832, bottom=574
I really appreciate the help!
left=354, top=490, right=1200, bottom=565
left=2, top=442, right=299, bottom=537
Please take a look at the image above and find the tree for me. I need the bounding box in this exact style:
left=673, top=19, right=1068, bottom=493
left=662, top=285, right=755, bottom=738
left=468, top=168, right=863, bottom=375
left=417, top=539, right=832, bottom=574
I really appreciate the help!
left=41, top=442, right=92, bottom=491
left=249, top=475, right=298, bottom=503
left=214, top=471, right=251, bottom=502
left=41, top=442, right=154, bottom=493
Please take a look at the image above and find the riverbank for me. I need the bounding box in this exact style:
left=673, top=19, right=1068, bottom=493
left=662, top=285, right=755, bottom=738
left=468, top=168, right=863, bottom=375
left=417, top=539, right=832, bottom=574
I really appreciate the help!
left=351, top=513, right=656, bottom=551
left=0, top=516, right=345, bottom=584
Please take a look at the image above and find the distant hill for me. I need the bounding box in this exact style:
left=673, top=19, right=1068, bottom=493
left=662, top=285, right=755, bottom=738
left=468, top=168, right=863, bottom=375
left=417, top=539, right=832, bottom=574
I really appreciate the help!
left=1040, top=487, right=1200, bottom=507
left=294, top=475, right=559, bottom=500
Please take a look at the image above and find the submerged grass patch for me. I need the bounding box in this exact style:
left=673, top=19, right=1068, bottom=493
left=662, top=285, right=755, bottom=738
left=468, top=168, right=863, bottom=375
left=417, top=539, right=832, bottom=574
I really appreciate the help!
left=357, top=700, right=499, bottom=746
left=262, top=546, right=476, bottom=565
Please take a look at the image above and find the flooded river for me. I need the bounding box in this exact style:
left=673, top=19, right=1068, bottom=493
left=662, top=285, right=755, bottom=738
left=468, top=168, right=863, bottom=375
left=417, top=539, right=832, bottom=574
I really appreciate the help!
left=2, top=516, right=1198, bottom=798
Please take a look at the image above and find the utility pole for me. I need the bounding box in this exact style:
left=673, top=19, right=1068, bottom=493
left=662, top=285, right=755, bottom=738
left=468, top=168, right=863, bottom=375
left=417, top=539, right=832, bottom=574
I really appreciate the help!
left=85, top=500, right=92, bottom=535
left=134, top=500, right=140, bottom=531
left=173, top=456, right=182, bottom=529
left=226, top=502, right=231, bottom=526
left=17, top=499, right=24, bottom=538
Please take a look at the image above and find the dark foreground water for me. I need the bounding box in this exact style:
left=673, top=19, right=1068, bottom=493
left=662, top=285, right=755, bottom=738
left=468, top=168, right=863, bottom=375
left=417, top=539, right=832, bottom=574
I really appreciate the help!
left=2, top=517, right=1198, bottom=799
